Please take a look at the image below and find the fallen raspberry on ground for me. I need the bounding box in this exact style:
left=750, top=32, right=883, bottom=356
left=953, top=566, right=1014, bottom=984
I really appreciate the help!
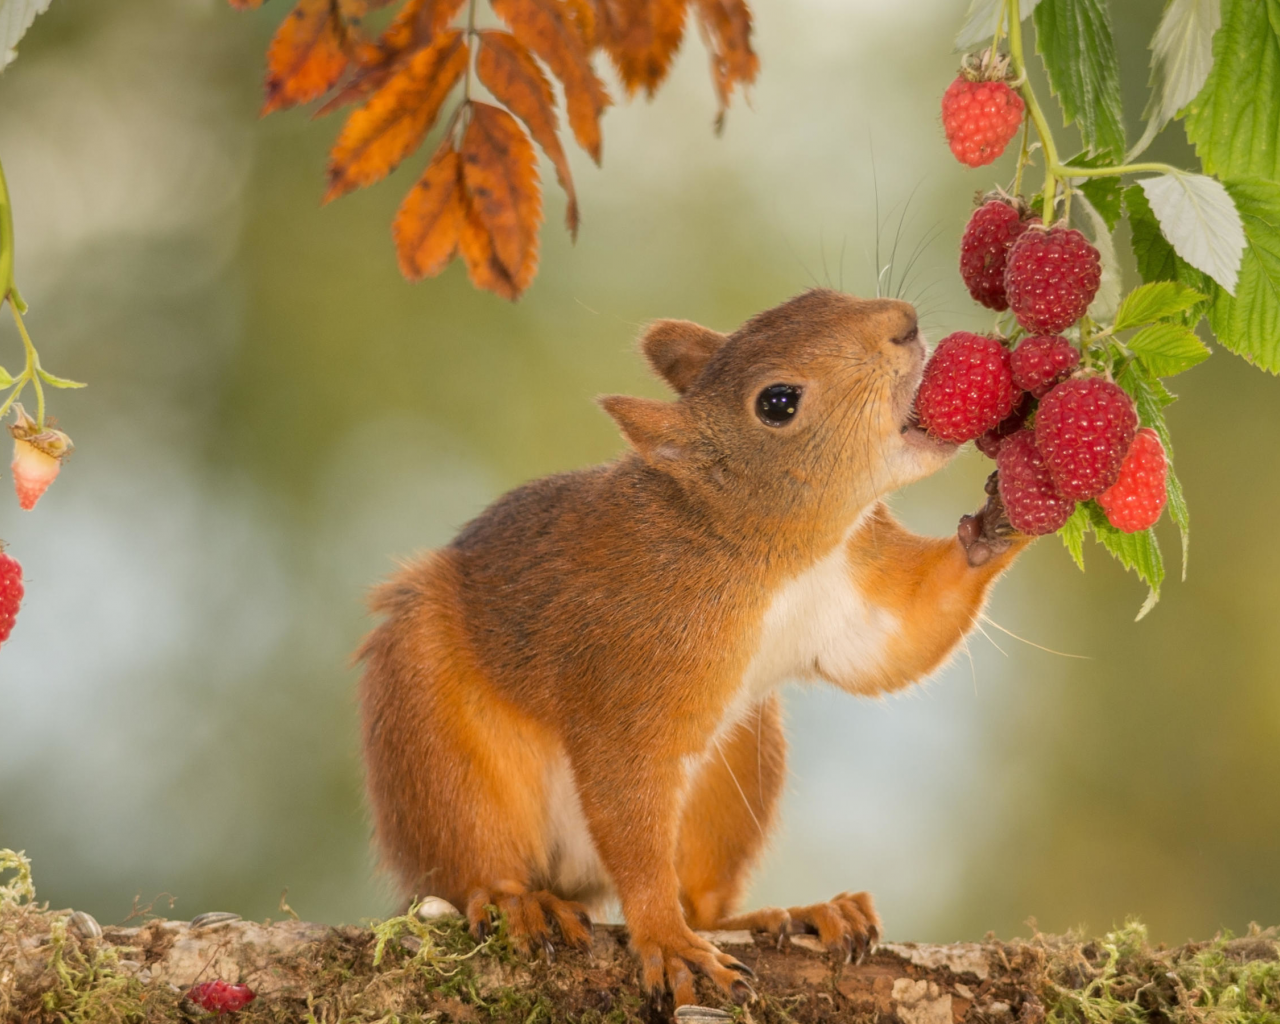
left=942, top=77, right=1025, bottom=167
left=960, top=198, right=1037, bottom=310
left=975, top=392, right=1033, bottom=459
left=1097, top=428, right=1167, bottom=532
left=915, top=332, right=1017, bottom=443
left=1004, top=226, right=1102, bottom=334
left=1035, top=378, right=1138, bottom=500
left=996, top=430, right=1076, bottom=535
left=9, top=405, right=73, bottom=511
left=187, top=980, right=257, bottom=1015
left=1010, top=335, right=1080, bottom=397
left=0, top=548, right=22, bottom=647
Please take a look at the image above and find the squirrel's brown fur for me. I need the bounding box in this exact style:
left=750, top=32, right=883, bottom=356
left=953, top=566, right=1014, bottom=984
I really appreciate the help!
left=358, top=290, right=1028, bottom=1006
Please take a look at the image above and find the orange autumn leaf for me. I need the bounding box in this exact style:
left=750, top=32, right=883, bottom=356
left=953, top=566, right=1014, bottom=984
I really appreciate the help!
left=263, top=0, right=352, bottom=115
left=476, top=30, right=579, bottom=238
left=490, top=0, right=610, bottom=164
left=459, top=103, right=542, bottom=298
left=693, top=0, right=757, bottom=124
left=394, top=143, right=467, bottom=280
left=594, top=0, right=688, bottom=98
left=324, top=29, right=468, bottom=202
left=458, top=188, right=519, bottom=300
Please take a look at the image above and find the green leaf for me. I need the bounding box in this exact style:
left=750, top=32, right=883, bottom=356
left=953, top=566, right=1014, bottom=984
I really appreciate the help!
left=1114, top=281, right=1208, bottom=330
left=1059, top=502, right=1089, bottom=570
left=1184, top=0, right=1280, bottom=181
left=1086, top=502, right=1165, bottom=611
left=36, top=367, right=86, bottom=389
left=955, top=0, right=1043, bottom=50
left=1131, top=0, right=1222, bottom=159
left=1124, top=186, right=1213, bottom=315
left=1033, top=0, right=1126, bottom=159
left=1064, top=150, right=1123, bottom=229
left=0, top=366, right=12, bottom=388
left=0, top=0, right=54, bottom=70
left=1206, top=176, right=1280, bottom=372
left=1127, top=322, right=1212, bottom=377
left=1078, top=194, right=1121, bottom=322
left=1138, top=172, right=1246, bottom=293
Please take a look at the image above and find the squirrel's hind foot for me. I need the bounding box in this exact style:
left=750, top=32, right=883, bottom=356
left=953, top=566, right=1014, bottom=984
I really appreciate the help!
left=465, top=884, right=593, bottom=959
left=720, top=890, right=880, bottom=964
left=633, top=928, right=756, bottom=1008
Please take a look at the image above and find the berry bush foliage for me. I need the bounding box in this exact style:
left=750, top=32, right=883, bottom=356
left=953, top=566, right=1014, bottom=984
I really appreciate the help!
left=918, top=0, right=1280, bottom=617
left=229, top=0, right=758, bottom=299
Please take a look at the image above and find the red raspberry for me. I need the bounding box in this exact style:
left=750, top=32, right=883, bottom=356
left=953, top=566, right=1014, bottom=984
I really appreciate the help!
left=975, top=392, right=1032, bottom=459
left=996, top=430, right=1076, bottom=535
left=0, top=548, right=22, bottom=647
left=915, top=332, right=1017, bottom=443
left=1010, top=335, right=1080, bottom=397
left=942, top=77, right=1025, bottom=167
left=1004, top=226, right=1102, bottom=333
left=1034, top=378, right=1138, bottom=500
left=187, top=979, right=256, bottom=1015
left=960, top=198, right=1038, bottom=310
left=1097, top=428, right=1167, bottom=532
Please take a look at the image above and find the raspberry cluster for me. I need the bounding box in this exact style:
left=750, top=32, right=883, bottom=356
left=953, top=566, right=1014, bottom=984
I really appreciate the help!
left=186, top=980, right=257, bottom=1015
left=0, top=549, right=21, bottom=647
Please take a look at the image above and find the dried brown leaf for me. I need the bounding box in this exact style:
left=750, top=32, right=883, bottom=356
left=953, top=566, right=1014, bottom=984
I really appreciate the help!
left=459, top=102, right=543, bottom=297
left=263, top=0, right=351, bottom=115
left=477, top=30, right=579, bottom=238
left=324, top=29, right=468, bottom=202
left=490, top=0, right=611, bottom=163
left=694, top=0, right=757, bottom=123
left=394, top=143, right=467, bottom=280
left=595, top=0, right=688, bottom=98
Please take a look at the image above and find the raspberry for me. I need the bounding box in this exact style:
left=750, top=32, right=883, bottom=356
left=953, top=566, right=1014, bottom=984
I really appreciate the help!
left=1010, top=335, right=1080, bottom=397
left=8, top=405, right=72, bottom=512
left=1034, top=378, right=1138, bottom=500
left=996, top=430, right=1076, bottom=535
left=960, top=198, right=1038, bottom=310
left=0, top=548, right=22, bottom=647
left=915, top=332, right=1017, bottom=443
left=1003, top=226, right=1102, bottom=334
left=942, top=77, right=1025, bottom=167
left=1097, top=428, right=1167, bottom=533
left=187, top=979, right=256, bottom=1015
left=975, top=392, right=1032, bottom=459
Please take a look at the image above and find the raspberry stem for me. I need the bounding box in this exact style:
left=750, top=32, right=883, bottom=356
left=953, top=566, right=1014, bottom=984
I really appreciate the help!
left=1004, top=0, right=1060, bottom=221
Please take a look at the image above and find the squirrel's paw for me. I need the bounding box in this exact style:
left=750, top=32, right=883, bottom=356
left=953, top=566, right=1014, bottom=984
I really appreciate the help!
left=633, top=928, right=755, bottom=1008
left=466, top=884, right=592, bottom=960
left=781, top=890, right=881, bottom=964
left=958, top=472, right=1020, bottom=568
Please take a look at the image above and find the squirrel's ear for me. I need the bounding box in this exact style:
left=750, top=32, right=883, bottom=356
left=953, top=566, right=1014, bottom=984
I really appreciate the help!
left=640, top=320, right=727, bottom=394
left=599, top=395, right=687, bottom=462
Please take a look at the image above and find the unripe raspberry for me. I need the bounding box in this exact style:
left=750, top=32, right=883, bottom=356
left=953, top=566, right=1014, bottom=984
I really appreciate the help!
left=1035, top=378, right=1138, bottom=500
left=960, top=198, right=1038, bottom=310
left=915, top=332, right=1017, bottom=443
left=1004, top=226, right=1102, bottom=334
left=996, top=429, right=1076, bottom=535
left=975, top=392, right=1032, bottom=459
left=0, top=548, right=22, bottom=646
left=8, top=404, right=72, bottom=511
left=942, top=77, right=1025, bottom=168
left=1097, top=428, right=1167, bottom=532
left=1010, top=335, right=1080, bottom=397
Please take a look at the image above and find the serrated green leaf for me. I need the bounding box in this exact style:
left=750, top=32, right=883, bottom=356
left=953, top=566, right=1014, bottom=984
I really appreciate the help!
left=1064, top=150, right=1124, bottom=229
left=1184, top=0, right=1280, bottom=181
left=36, top=367, right=85, bottom=389
left=0, top=0, right=54, bottom=70
left=1131, top=0, right=1222, bottom=159
left=1078, top=194, right=1121, bottom=322
left=1033, top=0, right=1126, bottom=159
left=955, top=0, right=1043, bottom=50
left=1086, top=502, right=1165, bottom=605
left=1127, top=322, right=1212, bottom=376
left=0, top=366, right=12, bottom=388
left=1206, top=176, right=1280, bottom=372
left=1124, top=187, right=1213, bottom=318
left=1139, top=172, right=1246, bottom=294
left=1059, top=503, right=1089, bottom=570
left=1114, top=282, right=1208, bottom=330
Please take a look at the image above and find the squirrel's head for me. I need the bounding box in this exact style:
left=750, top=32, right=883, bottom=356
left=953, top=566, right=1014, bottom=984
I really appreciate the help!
left=601, top=289, right=957, bottom=540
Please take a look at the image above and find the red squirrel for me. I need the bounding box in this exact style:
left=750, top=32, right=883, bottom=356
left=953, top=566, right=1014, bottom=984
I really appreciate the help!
left=358, top=289, right=1028, bottom=1006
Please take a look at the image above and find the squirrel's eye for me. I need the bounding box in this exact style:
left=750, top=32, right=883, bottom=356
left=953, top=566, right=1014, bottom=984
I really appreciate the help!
left=756, top=384, right=801, bottom=426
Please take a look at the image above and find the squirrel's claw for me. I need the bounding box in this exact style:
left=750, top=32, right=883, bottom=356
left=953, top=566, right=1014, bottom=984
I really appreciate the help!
left=959, top=472, right=1022, bottom=567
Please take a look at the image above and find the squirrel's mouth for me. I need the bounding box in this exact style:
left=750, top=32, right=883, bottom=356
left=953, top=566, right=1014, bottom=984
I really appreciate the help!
left=899, top=405, right=956, bottom=451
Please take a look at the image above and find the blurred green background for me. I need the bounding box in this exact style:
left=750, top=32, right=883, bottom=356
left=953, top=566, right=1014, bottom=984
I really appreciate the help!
left=0, top=0, right=1276, bottom=944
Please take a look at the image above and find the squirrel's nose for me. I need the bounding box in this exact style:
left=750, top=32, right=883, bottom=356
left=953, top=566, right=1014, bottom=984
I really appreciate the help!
left=890, top=324, right=920, bottom=345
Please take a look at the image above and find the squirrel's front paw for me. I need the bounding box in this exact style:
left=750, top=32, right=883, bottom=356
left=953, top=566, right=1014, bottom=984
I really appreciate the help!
left=466, top=884, right=592, bottom=959
left=958, top=472, right=1021, bottom=567
left=632, top=927, right=755, bottom=1008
